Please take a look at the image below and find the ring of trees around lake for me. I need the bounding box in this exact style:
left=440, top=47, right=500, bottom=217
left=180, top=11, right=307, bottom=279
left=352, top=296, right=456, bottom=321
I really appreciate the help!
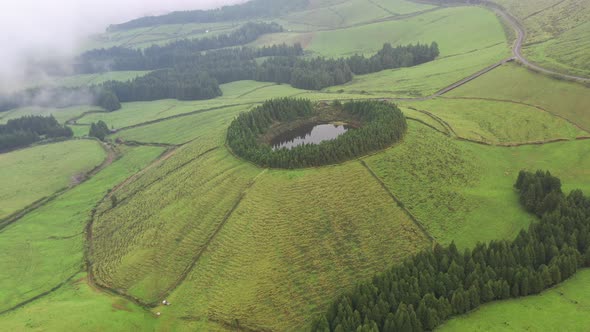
left=226, top=98, right=407, bottom=168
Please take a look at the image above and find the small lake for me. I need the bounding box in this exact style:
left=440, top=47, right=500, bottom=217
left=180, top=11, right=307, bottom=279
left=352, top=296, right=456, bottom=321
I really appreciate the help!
left=271, top=123, right=351, bottom=150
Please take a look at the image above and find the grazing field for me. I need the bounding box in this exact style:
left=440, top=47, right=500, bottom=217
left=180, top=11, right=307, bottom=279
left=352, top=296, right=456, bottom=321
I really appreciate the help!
left=91, top=148, right=262, bottom=304
left=112, top=104, right=250, bottom=145
left=0, top=273, right=155, bottom=331
left=448, top=63, right=590, bottom=131
left=365, top=122, right=590, bottom=248
left=439, top=269, right=590, bottom=331
left=0, top=105, right=101, bottom=124
left=402, top=107, right=449, bottom=134
left=524, top=20, right=590, bottom=77
left=85, top=21, right=238, bottom=50
left=327, top=44, right=509, bottom=97
left=76, top=82, right=304, bottom=130
left=403, top=97, right=587, bottom=143
left=306, top=7, right=504, bottom=57
left=157, top=161, right=430, bottom=331
left=0, top=146, right=164, bottom=313
left=0, top=140, right=106, bottom=219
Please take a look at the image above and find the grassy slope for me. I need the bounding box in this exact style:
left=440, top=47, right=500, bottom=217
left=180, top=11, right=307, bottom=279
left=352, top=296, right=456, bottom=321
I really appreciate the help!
left=365, top=122, right=590, bottom=248
left=315, top=6, right=510, bottom=97
left=112, top=104, right=250, bottom=145
left=402, top=98, right=587, bottom=143
left=91, top=147, right=262, bottom=303
left=494, top=0, right=590, bottom=76
left=77, top=82, right=302, bottom=130
left=157, top=161, right=430, bottom=331
left=306, top=7, right=503, bottom=57
left=0, top=273, right=155, bottom=331
left=447, top=63, right=590, bottom=131
left=0, top=140, right=106, bottom=219
left=0, top=146, right=164, bottom=313
left=438, top=269, right=590, bottom=331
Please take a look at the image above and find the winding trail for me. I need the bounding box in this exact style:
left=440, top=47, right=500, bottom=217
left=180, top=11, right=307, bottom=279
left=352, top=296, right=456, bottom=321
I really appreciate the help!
left=487, top=1, right=590, bottom=83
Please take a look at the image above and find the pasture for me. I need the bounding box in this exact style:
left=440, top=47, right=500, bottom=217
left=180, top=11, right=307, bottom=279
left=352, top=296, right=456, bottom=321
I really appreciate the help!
left=439, top=269, right=590, bottom=331
left=91, top=147, right=262, bottom=304
left=3, top=0, right=590, bottom=329
left=448, top=63, right=590, bottom=131
left=0, top=140, right=105, bottom=219
left=157, top=160, right=430, bottom=331
left=112, top=104, right=251, bottom=145
left=0, top=146, right=163, bottom=313
left=493, top=0, right=590, bottom=76
left=403, top=97, right=587, bottom=144
left=0, top=273, right=156, bottom=331
left=365, top=121, right=590, bottom=248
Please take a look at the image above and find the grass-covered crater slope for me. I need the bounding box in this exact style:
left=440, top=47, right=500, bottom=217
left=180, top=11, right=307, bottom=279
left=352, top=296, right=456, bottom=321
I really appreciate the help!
left=227, top=98, right=407, bottom=168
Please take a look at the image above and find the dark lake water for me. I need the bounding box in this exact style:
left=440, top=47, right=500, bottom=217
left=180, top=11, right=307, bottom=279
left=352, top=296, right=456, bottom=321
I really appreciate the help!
left=271, top=123, right=350, bottom=150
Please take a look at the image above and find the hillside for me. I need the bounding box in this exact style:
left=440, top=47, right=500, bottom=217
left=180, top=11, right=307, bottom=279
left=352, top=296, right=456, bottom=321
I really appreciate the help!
left=1, top=0, right=590, bottom=331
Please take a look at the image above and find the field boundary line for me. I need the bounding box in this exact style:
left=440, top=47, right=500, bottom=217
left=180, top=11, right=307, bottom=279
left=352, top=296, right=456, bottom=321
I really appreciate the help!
left=440, top=96, right=590, bottom=134
left=66, top=110, right=108, bottom=125
left=406, top=106, right=457, bottom=136
left=406, top=117, right=449, bottom=136
left=96, top=146, right=219, bottom=218
left=0, top=139, right=116, bottom=232
left=237, top=83, right=280, bottom=98
left=112, top=102, right=257, bottom=133
left=150, top=168, right=268, bottom=306
left=359, top=160, right=435, bottom=243
left=0, top=271, right=81, bottom=317
left=367, top=0, right=399, bottom=16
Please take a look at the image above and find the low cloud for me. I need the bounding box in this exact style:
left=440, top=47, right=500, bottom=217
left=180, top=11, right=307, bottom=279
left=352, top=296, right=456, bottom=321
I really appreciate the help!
left=0, top=0, right=245, bottom=93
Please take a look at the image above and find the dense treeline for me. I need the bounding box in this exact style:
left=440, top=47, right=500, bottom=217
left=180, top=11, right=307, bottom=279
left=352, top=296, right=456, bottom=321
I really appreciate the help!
left=108, top=0, right=308, bottom=31
left=227, top=98, right=407, bottom=168
left=313, top=170, right=590, bottom=331
left=102, top=70, right=221, bottom=102
left=346, top=42, right=440, bottom=75
left=0, top=115, right=73, bottom=152
left=76, top=22, right=285, bottom=73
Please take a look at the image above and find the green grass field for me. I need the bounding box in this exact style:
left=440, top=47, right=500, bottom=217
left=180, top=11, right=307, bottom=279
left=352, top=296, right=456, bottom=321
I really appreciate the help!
left=306, top=6, right=504, bottom=58
left=448, top=63, right=590, bottom=131
left=91, top=147, right=262, bottom=304
left=156, top=160, right=430, bottom=331
left=0, top=273, right=155, bottom=331
left=365, top=122, right=590, bottom=248
left=0, top=140, right=106, bottom=219
left=0, top=146, right=164, bottom=313
left=112, top=104, right=250, bottom=145
left=402, top=97, right=587, bottom=143
left=493, top=0, right=590, bottom=76
left=439, top=269, right=590, bottom=331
